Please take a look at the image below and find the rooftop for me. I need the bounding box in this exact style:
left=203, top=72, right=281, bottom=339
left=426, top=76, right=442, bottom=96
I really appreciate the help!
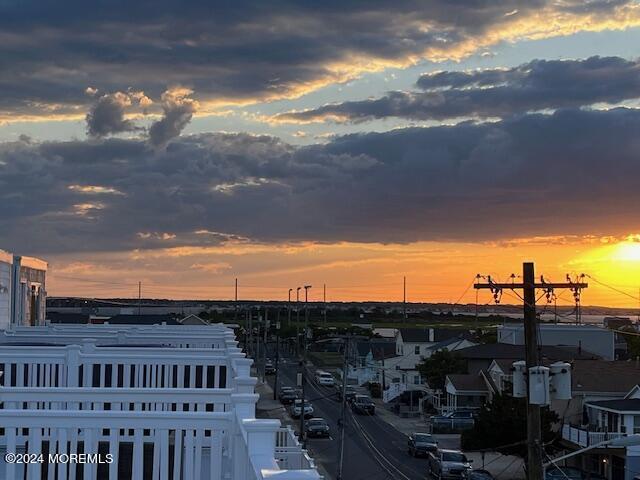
left=587, top=398, right=640, bottom=412
left=455, top=343, right=600, bottom=361
left=447, top=373, right=488, bottom=393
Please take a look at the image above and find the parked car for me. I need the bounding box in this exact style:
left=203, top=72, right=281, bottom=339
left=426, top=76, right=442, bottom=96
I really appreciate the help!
left=279, top=386, right=300, bottom=405
left=265, top=360, right=276, bottom=375
left=351, top=395, right=375, bottom=415
left=290, top=399, right=314, bottom=418
left=545, top=467, right=585, bottom=480
left=315, top=370, right=335, bottom=386
left=431, top=410, right=476, bottom=432
left=407, top=432, right=438, bottom=457
left=346, top=388, right=358, bottom=402
left=306, top=417, right=330, bottom=437
left=468, top=469, right=495, bottom=480
left=427, top=449, right=473, bottom=480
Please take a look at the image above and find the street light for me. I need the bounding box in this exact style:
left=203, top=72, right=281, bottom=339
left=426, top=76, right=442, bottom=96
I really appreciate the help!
left=296, top=287, right=302, bottom=358
left=543, top=435, right=640, bottom=478
left=303, top=285, right=312, bottom=353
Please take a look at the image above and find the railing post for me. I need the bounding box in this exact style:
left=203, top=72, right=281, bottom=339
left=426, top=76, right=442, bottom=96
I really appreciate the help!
left=67, top=345, right=81, bottom=387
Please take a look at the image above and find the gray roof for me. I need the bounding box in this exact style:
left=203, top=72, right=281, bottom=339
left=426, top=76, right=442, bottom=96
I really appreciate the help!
left=398, top=328, right=430, bottom=343
left=587, top=398, right=640, bottom=412
left=447, top=374, right=488, bottom=393
left=427, top=336, right=473, bottom=351
left=456, top=343, right=600, bottom=361
left=572, top=360, right=640, bottom=393
left=105, top=314, right=179, bottom=325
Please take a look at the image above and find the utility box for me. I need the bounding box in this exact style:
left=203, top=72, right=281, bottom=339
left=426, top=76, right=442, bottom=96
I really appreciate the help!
left=529, top=366, right=550, bottom=405
left=512, top=361, right=527, bottom=398
left=550, top=361, right=572, bottom=400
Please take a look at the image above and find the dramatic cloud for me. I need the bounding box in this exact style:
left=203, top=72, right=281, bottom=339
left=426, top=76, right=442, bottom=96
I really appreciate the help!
left=275, top=56, right=640, bottom=123
left=1, top=108, right=640, bottom=254
left=86, top=90, right=152, bottom=137
left=149, top=88, right=198, bottom=146
left=1, top=1, right=639, bottom=122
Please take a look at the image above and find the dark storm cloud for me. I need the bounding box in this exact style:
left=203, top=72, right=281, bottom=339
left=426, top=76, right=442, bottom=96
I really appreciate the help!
left=1, top=108, right=639, bottom=254
left=0, top=1, right=636, bottom=119
left=276, top=56, right=640, bottom=123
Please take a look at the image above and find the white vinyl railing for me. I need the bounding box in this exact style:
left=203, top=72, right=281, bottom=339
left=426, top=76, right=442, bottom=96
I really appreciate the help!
left=0, top=343, right=245, bottom=389
left=0, top=324, right=322, bottom=480
left=0, top=408, right=229, bottom=480
left=561, top=424, right=627, bottom=448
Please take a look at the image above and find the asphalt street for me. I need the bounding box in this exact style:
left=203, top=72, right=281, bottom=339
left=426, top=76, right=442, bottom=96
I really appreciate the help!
left=261, top=350, right=433, bottom=480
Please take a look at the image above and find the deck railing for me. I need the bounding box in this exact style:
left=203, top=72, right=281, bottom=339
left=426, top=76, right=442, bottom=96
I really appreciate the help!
left=561, top=424, right=627, bottom=448
left=0, top=324, right=322, bottom=480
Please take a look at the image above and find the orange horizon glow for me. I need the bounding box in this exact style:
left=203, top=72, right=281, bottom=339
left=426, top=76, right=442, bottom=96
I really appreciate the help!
left=43, top=234, right=640, bottom=309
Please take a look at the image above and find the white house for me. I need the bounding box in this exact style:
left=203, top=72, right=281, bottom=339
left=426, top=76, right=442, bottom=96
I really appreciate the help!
left=561, top=384, right=640, bottom=480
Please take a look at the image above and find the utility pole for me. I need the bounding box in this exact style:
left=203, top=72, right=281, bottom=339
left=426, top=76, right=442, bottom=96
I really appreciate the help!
left=248, top=309, right=253, bottom=358
left=296, top=287, right=302, bottom=358
left=522, top=262, right=542, bottom=480
left=138, top=281, right=142, bottom=316
left=474, top=262, right=588, bottom=480
left=288, top=288, right=293, bottom=327
left=337, top=336, right=349, bottom=480
left=403, top=276, right=407, bottom=320
left=304, top=285, right=312, bottom=355
left=323, top=283, right=327, bottom=325
left=234, top=278, right=238, bottom=322
left=274, top=311, right=281, bottom=400
left=298, top=357, right=306, bottom=449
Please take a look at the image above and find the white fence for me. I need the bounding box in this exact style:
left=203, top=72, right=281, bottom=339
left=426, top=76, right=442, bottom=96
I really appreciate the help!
left=0, top=324, right=322, bottom=480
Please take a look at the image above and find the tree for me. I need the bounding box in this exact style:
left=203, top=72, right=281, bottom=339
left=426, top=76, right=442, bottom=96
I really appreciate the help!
left=416, top=349, right=467, bottom=391
left=618, top=326, right=640, bottom=359
left=461, top=393, right=559, bottom=457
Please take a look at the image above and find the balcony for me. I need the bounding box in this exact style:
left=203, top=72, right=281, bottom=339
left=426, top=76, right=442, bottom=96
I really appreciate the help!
left=561, top=424, right=627, bottom=448
left=0, top=323, right=322, bottom=480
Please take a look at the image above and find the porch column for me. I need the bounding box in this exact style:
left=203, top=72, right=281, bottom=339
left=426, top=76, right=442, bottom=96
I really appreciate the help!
left=625, top=445, right=640, bottom=480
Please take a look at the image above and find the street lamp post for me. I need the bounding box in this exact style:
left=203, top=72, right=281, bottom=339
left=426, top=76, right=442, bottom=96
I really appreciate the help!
left=296, top=286, right=302, bottom=358
left=273, top=316, right=281, bottom=400
left=303, top=285, right=312, bottom=355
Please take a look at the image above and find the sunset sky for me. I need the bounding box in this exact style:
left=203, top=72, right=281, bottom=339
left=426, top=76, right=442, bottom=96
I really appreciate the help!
left=1, top=1, right=640, bottom=307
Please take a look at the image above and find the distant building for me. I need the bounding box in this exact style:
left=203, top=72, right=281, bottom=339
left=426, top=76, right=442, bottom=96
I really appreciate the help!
left=498, top=323, right=617, bottom=360
left=0, top=250, right=12, bottom=330
left=0, top=249, right=47, bottom=329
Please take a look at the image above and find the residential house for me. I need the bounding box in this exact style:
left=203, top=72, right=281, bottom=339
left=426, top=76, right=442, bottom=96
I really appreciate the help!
left=439, top=344, right=600, bottom=413
left=455, top=343, right=600, bottom=373
left=180, top=314, right=210, bottom=325
left=383, top=328, right=473, bottom=401
left=561, top=383, right=640, bottom=480
left=348, top=338, right=396, bottom=385
left=444, top=373, right=489, bottom=413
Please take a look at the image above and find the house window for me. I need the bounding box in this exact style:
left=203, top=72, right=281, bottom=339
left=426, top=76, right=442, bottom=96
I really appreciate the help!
left=634, top=416, right=640, bottom=434
left=414, top=346, right=420, bottom=355
left=414, top=375, right=420, bottom=385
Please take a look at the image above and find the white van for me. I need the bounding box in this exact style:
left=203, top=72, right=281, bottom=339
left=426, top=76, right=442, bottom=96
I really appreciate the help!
left=315, top=371, right=335, bottom=386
